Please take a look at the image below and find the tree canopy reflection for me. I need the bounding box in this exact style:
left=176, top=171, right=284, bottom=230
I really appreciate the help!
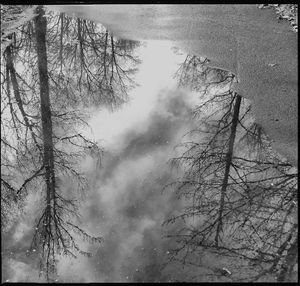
left=1, top=5, right=140, bottom=281
left=165, top=55, right=297, bottom=282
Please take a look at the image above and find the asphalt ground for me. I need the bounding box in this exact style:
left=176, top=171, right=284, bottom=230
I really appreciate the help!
left=50, top=5, right=298, bottom=166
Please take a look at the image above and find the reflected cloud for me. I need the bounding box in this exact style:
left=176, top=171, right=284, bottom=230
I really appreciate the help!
left=1, top=5, right=297, bottom=283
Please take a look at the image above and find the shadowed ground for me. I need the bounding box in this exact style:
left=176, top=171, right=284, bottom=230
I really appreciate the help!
left=49, top=4, right=298, bottom=166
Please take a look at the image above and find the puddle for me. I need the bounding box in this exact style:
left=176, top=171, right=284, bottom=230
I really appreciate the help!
left=1, top=5, right=298, bottom=283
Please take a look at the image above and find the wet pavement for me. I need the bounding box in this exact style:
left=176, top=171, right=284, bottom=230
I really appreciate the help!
left=50, top=4, right=298, bottom=166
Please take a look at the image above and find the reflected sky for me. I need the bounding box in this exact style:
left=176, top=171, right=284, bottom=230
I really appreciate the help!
left=1, top=10, right=200, bottom=282
left=1, top=6, right=297, bottom=283
left=85, top=40, right=197, bottom=150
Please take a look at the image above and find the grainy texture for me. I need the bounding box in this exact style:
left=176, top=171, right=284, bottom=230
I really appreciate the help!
left=49, top=4, right=298, bottom=166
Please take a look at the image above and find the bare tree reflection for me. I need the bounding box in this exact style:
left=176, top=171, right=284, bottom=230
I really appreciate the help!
left=46, top=11, right=140, bottom=108
left=166, top=55, right=297, bottom=282
left=1, top=5, right=140, bottom=281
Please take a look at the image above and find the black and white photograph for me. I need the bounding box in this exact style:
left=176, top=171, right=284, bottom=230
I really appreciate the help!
left=1, top=4, right=298, bottom=283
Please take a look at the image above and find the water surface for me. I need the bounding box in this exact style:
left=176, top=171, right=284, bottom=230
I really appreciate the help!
left=1, top=6, right=298, bottom=283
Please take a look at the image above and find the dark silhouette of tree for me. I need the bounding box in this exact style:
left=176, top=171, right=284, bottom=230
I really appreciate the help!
left=1, top=5, right=140, bottom=281
left=214, top=93, right=242, bottom=246
left=165, top=55, right=298, bottom=282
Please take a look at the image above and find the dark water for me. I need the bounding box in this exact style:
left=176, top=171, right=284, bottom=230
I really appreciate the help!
left=1, top=6, right=298, bottom=282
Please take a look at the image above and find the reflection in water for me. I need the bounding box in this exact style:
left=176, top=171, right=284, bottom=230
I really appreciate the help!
left=1, top=6, right=140, bottom=282
left=1, top=5, right=298, bottom=283
left=166, top=55, right=298, bottom=282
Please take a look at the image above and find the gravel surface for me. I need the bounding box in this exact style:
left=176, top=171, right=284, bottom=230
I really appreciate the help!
left=258, top=4, right=298, bottom=32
